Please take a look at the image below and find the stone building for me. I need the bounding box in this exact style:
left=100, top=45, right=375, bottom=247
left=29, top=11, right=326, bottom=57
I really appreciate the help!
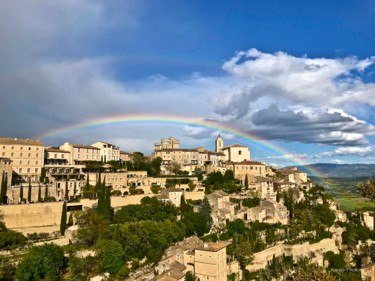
left=0, top=158, right=13, bottom=203
left=91, top=141, right=120, bottom=162
left=156, top=188, right=184, bottom=207
left=222, top=144, right=250, bottom=163
left=0, top=138, right=44, bottom=182
left=155, top=236, right=231, bottom=281
left=119, top=151, right=132, bottom=162
left=226, top=160, right=266, bottom=184
left=207, top=191, right=235, bottom=224
left=59, top=143, right=100, bottom=165
left=152, top=137, right=226, bottom=175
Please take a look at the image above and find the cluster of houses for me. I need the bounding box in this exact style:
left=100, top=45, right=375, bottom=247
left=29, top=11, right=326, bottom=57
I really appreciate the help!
left=0, top=136, right=311, bottom=206
left=0, top=136, right=314, bottom=281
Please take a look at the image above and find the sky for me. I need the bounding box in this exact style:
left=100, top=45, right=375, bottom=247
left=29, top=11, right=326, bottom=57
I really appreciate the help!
left=1, top=0, right=375, bottom=167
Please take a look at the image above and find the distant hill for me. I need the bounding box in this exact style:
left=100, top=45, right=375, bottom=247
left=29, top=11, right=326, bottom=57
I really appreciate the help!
left=292, top=163, right=375, bottom=178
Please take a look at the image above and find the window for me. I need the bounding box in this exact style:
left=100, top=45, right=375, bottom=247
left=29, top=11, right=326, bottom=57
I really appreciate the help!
left=28, top=161, right=30, bottom=165
left=28, top=147, right=31, bottom=150
left=36, top=153, right=39, bottom=157
left=35, top=168, right=38, bottom=173
left=2, top=146, right=4, bottom=149
left=28, top=153, right=31, bottom=157
left=62, top=154, right=64, bottom=158
left=11, top=146, right=14, bottom=149
left=1, top=152, right=4, bottom=157
left=36, top=147, right=39, bottom=151
left=27, top=168, right=30, bottom=173
left=20, top=147, right=23, bottom=150
left=20, top=153, right=23, bottom=157
left=54, top=154, right=57, bottom=158
left=19, top=168, right=22, bottom=173
left=11, top=152, right=14, bottom=156
left=36, top=161, right=38, bottom=165
left=20, top=160, right=22, bottom=164
left=239, top=150, right=242, bottom=155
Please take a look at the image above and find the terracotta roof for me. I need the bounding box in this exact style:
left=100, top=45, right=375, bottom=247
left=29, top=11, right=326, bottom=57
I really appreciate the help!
left=45, top=147, right=70, bottom=153
left=222, top=144, right=247, bottom=149
left=227, top=160, right=265, bottom=166
left=0, top=138, right=43, bottom=146
left=169, top=261, right=186, bottom=272
left=68, top=144, right=100, bottom=150
left=156, top=148, right=198, bottom=152
left=164, top=188, right=184, bottom=193
left=255, top=176, right=273, bottom=182
left=208, top=151, right=225, bottom=156
left=196, top=242, right=228, bottom=252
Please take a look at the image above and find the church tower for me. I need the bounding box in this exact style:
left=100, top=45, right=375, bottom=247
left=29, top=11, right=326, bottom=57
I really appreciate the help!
left=215, top=134, right=224, bottom=153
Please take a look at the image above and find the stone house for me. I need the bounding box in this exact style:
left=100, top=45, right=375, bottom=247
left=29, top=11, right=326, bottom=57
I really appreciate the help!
left=155, top=236, right=232, bottom=281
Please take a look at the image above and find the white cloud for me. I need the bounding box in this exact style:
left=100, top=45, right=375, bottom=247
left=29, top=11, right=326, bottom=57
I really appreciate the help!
left=210, top=49, right=375, bottom=146
left=316, top=146, right=375, bottom=158
left=331, top=159, right=346, bottom=164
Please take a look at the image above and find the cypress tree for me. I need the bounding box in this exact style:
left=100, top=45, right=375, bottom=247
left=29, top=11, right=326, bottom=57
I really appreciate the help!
left=39, top=168, right=46, bottom=183
left=104, top=186, right=111, bottom=221
left=73, top=181, right=77, bottom=199
left=45, top=184, right=48, bottom=200
left=200, top=196, right=213, bottom=232
left=95, top=173, right=102, bottom=195
left=96, top=177, right=104, bottom=215
left=65, top=180, right=69, bottom=201
left=97, top=177, right=111, bottom=221
left=20, top=183, right=24, bottom=203
left=28, top=179, right=32, bottom=203
left=245, top=175, right=249, bottom=190
left=37, top=184, right=42, bottom=202
left=60, top=201, right=67, bottom=235
left=0, top=172, right=6, bottom=204
left=84, top=174, right=89, bottom=192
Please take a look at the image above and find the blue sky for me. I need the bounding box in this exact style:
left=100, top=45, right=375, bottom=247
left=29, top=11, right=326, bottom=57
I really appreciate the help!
left=1, top=0, right=375, bottom=166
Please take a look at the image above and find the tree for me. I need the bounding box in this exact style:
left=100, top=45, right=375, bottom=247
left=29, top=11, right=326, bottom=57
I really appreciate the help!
left=224, top=170, right=235, bottom=181
left=20, top=184, right=24, bottom=203
left=185, top=271, right=199, bottom=281
left=73, top=181, right=77, bottom=199
left=96, top=178, right=111, bottom=221
left=15, top=244, right=66, bottom=281
left=200, top=196, right=212, bottom=232
left=244, top=174, right=249, bottom=190
left=60, top=202, right=67, bottom=235
left=96, top=240, right=125, bottom=275
left=74, top=208, right=110, bottom=246
left=0, top=172, right=7, bottom=204
left=39, top=168, right=46, bottom=183
left=37, top=184, right=42, bottom=202
left=357, top=178, right=375, bottom=201
left=293, top=265, right=337, bottom=281
left=65, top=180, right=69, bottom=201
left=44, top=184, right=48, bottom=200
left=180, top=194, right=192, bottom=216
left=27, top=179, right=32, bottom=203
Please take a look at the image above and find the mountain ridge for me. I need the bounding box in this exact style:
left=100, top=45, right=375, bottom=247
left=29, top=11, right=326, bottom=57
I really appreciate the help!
left=290, top=163, right=375, bottom=178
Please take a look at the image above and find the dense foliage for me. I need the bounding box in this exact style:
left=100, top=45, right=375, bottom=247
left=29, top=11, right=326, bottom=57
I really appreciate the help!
left=357, top=177, right=375, bottom=201
left=113, top=197, right=178, bottom=223
left=204, top=171, right=241, bottom=194
left=16, top=244, right=66, bottom=281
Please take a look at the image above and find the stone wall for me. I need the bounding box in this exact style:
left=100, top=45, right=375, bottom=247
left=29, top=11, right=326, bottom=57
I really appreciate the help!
left=185, top=191, right=205, bottom=201
left=247, top=238, right=339, bottom=272
left=0, top=201, right=63, bottom=229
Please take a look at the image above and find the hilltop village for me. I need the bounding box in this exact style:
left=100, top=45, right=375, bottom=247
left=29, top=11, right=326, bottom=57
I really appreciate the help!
left=0, top=136, right=375, bottom=280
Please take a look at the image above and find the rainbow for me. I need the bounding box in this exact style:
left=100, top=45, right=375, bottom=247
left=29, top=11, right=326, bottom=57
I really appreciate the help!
left=37, top=113, right=323, bottom=178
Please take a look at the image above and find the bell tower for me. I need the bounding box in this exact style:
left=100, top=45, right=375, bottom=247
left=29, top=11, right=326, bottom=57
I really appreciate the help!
left=215, top=134, right=224, bottom=153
